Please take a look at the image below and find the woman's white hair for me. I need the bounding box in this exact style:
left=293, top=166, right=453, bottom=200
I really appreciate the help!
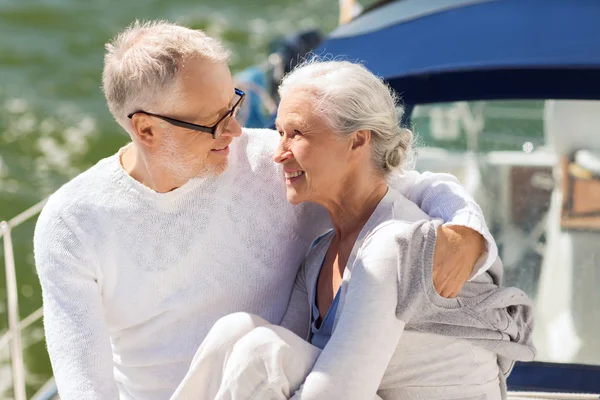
left=102, top=20, right=231, bottom=135
left=278, top=58, right=414, bottom=174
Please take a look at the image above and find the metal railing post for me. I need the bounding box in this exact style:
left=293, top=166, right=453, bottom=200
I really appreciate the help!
left=1, top=221, right=27, bottom=400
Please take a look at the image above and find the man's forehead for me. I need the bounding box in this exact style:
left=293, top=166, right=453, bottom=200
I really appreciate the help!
left=177, top=59, right=234, bottom=118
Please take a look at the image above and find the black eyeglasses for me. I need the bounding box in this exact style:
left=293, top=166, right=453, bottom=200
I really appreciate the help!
left=127, top=88, right=246, bottom=139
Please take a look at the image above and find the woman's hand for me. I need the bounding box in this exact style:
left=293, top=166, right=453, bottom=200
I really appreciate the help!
left=432, top=225, right=486, bottom=298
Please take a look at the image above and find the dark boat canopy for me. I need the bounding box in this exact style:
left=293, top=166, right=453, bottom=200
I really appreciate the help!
left=316, top=0, right=600, bottom=105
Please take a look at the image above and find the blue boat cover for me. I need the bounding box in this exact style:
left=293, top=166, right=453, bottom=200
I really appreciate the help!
left=316, top=0, right=600, bottom=104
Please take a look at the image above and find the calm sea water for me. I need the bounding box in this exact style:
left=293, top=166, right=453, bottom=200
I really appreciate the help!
left=0, top=0, right=338, bottom=395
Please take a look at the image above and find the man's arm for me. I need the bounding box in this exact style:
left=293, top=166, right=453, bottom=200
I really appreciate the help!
left=34, top=210, right=118, bottom=399
left=388, top=170, right=498, bottom=296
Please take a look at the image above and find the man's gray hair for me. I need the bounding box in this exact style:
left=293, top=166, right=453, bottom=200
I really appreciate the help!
left=278, top=59, right=414, bottom=174
left=102, top=20, right=231, bottom=134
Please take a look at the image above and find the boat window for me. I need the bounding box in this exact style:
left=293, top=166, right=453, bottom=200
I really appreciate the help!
left=411, top=100, right=600, bottom=366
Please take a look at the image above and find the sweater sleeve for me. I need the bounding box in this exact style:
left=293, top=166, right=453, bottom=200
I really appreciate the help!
left=290, top=226, right=406, bottom=400
left=388, top=170, right=498, bottom=278
left=34, top=208, right=118, bottom=399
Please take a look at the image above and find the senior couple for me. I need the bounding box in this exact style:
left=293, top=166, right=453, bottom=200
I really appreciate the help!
left=34, top=21, right=534, bottom=400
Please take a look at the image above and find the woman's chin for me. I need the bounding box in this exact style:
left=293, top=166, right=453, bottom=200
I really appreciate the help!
left=286, top=190, right=304, bottom=205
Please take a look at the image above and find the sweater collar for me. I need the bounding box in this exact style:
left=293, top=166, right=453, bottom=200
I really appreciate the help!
left=108, top=143, right=219, bottom=207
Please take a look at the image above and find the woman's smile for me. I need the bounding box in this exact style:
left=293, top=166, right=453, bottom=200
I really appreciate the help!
left=284, top=170, right=306, bottom=185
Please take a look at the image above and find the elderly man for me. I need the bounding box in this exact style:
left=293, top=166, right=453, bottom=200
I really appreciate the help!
left=34, top=21, right=496, bottom=399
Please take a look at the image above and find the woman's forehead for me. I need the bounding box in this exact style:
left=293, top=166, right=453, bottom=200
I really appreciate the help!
left=277, top=108, right=318, bottom=131
left=278, top=93, right=318, bottom=121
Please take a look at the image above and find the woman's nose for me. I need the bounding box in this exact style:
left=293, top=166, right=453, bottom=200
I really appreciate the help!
left=273, top=138, right=292, bottom=163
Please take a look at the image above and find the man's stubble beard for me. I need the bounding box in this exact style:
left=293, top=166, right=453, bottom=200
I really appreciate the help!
left=158, top=136, right=229, bottom=181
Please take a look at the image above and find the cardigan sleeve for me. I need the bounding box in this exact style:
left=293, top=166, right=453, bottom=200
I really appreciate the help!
left=290, top=223, right=411, bottom=400
left=388, top=170, right=497, bottom=278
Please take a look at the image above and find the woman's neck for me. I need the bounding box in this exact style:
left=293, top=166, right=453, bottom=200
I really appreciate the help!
left=322, top=173, right=389, bottom=239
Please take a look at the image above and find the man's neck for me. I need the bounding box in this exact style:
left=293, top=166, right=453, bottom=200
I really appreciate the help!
left=120, top=144, right=188, bottom=193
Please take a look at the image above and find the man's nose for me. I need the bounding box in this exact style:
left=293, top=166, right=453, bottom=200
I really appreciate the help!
left=222, top=117, right=243, bottom=138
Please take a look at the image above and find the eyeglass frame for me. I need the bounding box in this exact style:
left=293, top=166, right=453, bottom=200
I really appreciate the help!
left=127, top=88, right=246, bottom=139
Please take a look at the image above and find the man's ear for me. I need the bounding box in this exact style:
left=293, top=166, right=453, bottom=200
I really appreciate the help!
left=130, top=114, right=157, bottom=148
left=350, top=129, right=371, bottom=150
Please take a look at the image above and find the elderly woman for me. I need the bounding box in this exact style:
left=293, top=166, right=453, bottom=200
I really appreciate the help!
left=171, top=61, right=535, bottom=400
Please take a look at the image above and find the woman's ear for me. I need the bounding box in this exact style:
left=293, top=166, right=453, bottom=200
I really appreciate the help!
left=130, top=114, right=157, bottom=148
left=351, top=129, right=371, bottom=150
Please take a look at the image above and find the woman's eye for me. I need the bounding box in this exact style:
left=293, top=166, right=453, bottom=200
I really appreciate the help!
left=278, top=129, right=301, bottom=138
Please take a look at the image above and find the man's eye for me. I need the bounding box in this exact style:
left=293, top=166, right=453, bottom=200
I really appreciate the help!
left=277, top=131, right=284, bottom=137
left=293, top=130, right=302, bottom=136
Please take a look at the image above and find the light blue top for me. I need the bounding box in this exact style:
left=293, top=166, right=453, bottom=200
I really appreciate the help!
left=310, top=258, right=341, bottom=350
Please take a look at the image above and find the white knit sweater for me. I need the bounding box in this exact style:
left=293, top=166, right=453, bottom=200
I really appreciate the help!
left=34, top=128, right=496, bottom=400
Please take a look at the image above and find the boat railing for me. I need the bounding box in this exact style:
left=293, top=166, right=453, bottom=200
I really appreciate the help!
left=0, top=198, right=48, bottom=400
